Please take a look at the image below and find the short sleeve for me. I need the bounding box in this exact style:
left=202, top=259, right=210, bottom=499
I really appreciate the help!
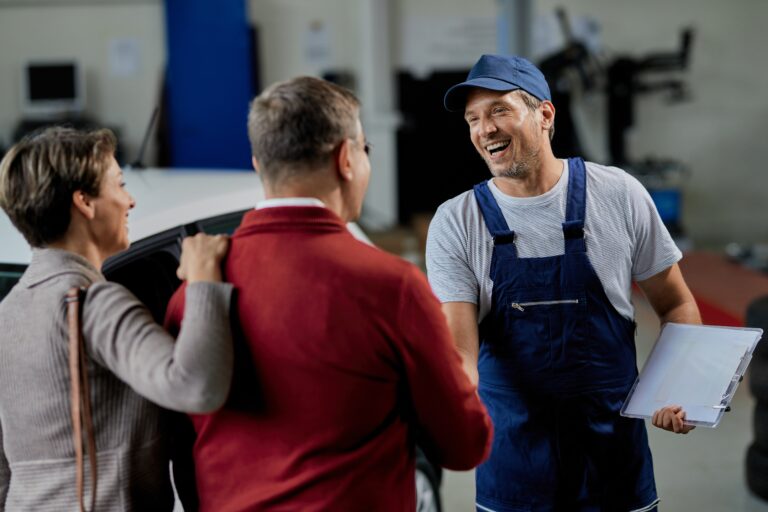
left=626, top=174, right=683, bottom=281
left=426, top=201, right=480, bottom=304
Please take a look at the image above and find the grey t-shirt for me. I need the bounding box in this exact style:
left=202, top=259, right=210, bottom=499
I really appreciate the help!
left=426, top=159, right=682, bottom=322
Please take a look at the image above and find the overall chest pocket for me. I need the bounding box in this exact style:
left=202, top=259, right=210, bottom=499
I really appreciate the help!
left=495, top=292, right=590, bottom=372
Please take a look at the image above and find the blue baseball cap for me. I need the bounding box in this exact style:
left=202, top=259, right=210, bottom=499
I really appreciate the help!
left=443, top=54, right=552, bottom=112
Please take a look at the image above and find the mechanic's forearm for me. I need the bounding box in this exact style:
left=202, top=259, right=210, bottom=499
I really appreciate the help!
left=441, top=302, right=481, bottom=386
left=659, top=297, right=702, bottom=325
left=457, top=347, right=479, bottom=386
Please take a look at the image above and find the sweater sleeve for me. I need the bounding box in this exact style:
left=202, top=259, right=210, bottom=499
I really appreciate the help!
left=0, top=416, right=8, bottom=510
left=396, top=265, right=493, bottom=470
left=83, top=281, right=234, bottom=414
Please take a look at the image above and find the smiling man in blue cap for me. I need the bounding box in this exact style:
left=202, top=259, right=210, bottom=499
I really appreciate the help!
left=426, top=54, right=702, bottom=512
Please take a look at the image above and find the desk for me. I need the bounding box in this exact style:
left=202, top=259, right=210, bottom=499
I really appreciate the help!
left=679, top=251, right=768, bottom=326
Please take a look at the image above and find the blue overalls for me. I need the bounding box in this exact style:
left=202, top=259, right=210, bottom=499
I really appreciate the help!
left=474, top=158, right=658, bottom=512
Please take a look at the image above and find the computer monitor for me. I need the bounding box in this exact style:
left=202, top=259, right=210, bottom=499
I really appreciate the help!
left=21, top=60, right=84, bottom=118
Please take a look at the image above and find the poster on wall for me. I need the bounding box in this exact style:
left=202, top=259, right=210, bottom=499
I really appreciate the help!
left=398, top=15, right=497, bottom=77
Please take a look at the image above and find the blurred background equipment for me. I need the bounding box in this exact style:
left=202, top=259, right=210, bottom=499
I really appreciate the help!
left=20, top=60, right=84, bottom=119
left=537, top=8, right=694, bottom=241
left=12, top=58, right=124, bottom=161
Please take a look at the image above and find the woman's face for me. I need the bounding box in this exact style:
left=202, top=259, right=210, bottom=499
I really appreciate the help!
left=91, top=157, right=135, bottom=257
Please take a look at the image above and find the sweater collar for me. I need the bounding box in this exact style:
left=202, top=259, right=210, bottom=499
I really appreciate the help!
left=21, top=248, right=104, bottom=287
left=256, top=197, right=326, bottom=209
left=236, top=206, right=348, bottom=235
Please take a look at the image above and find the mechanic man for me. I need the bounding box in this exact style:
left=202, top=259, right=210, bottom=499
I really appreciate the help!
left=426, top=54, right=702, bottom=512
left=165, top=76, right=492, bottom=511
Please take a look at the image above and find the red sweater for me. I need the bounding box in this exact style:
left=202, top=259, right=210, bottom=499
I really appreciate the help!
left=165, top=207, right=492, bottom=511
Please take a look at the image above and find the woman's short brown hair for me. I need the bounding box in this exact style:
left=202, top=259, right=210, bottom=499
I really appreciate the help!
left=0, top=127, right=116, bottom=247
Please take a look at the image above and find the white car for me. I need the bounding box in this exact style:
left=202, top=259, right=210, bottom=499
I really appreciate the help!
left=0, top=167, right=442, bottom=512
left=1, top=167, right=367, bottom=301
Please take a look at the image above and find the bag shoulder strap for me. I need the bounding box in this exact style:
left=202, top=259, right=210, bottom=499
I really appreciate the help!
left=66, top=286, right=97, bottom=512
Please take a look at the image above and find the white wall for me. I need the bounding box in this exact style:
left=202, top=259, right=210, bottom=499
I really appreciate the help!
left=0, top=1, right=165, bottom=164
left=248, top=0, right=360, bottom=86
left=1, top=1, right=765, bottom=245
left=248, top=0, right=497, bottom=87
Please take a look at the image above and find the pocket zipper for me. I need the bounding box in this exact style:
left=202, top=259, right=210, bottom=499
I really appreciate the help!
left=510, top=299, right=580, bottom=312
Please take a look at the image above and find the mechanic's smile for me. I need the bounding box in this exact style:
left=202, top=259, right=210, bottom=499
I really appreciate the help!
left=485, top=139, right=511, bottom=159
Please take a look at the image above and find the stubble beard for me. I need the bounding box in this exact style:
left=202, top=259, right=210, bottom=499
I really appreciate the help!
left=486, top=143, right=541, bottom=180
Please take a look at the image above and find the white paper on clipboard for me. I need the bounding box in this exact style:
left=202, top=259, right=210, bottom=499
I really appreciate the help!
left=621, top=323, right=763, bottom=428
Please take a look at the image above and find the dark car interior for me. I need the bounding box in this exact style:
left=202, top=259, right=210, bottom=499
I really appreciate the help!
left=101, top=209, right=249, bottom=322
left=0, top=263, right=25, bottom=302
left=103, top=228, right=184, bottom=324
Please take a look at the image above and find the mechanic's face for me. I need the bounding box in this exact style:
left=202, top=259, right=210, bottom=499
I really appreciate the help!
left=464, top=89, right=545, bottom=179
left=90, top=157, right=135, bottom=257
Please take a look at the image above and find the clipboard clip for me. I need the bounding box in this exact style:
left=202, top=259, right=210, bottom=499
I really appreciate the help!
left=712, top=360, right=749, bottom=412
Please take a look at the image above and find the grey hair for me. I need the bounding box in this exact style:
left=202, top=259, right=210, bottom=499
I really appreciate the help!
left=247, top=76, right=360, bottom=185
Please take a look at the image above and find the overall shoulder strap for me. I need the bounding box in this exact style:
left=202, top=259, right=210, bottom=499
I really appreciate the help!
left=473, top=181, right=517, bottom=253
left=562, top=158, right=587, bottom=253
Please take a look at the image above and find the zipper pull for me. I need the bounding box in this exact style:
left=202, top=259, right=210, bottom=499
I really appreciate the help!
left=511, top=303, right=525, bottom=312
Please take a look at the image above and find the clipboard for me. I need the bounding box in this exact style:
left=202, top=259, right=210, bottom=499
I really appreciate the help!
left=621, top=322, right=763, bottom=428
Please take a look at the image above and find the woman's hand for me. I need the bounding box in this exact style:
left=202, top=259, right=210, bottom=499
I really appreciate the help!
left=652, top=405, right=696, bottom=434
left=177, top=233, right=230, bottom=282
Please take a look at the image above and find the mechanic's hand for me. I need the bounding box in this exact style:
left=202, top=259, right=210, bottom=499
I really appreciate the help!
left=652, top=405, right=696, bottom=434
left=177, top=233, right=229, bottom=282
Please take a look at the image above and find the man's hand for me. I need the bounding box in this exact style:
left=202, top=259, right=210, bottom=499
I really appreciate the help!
left=652, top=405, right=696, bottom=434
left=177, top=233, right=230, bottom=282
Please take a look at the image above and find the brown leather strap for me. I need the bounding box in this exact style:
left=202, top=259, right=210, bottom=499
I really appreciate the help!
left=66, top=287, right=97, bottom=511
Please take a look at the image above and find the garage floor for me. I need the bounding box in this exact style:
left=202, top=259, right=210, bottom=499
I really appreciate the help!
left=441, top=292, right=768, bottom=512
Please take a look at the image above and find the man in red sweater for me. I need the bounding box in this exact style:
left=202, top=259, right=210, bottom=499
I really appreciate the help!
left=165, top=76, right=492, bottom=511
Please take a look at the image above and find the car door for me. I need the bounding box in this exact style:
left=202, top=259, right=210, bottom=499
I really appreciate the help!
left=0, top=263, right=26, bottom=302
left=102, top=209, right=249, bottom=322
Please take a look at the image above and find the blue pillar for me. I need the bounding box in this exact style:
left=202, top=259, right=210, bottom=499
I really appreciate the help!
left=164, top=0, right=255, bottom=169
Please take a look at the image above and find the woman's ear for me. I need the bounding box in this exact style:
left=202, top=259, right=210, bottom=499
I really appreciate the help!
left=71, top=190, right=96, bottom=220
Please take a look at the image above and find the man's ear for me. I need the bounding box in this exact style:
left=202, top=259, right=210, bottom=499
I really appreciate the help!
left=251, top=156, right=262, bottom=175
left=71, top=190, right=96, bottom=220
left=540, top=100, right=556, bottom=132
left=334, top=138, right=354, bottom=182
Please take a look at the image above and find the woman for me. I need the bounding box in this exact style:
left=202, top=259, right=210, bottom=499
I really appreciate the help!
left=0, top=127, right=234, bottom=510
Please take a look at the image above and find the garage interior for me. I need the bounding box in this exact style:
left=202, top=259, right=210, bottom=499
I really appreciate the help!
left=1, top=0, right=768, bottom=511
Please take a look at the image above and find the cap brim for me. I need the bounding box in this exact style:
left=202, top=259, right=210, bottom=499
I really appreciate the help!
left=443, top=77, right=521, bottom=112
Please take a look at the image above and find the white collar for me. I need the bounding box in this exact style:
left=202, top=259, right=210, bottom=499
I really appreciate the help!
left=256, top=197, right=326, bottom=210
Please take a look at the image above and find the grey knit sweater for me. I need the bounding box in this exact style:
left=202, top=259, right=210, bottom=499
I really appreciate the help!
left=0, top=248, right=234, bottom=511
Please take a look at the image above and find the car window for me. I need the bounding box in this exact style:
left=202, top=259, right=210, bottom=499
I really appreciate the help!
left=103, top=227, right=186, bottom=324
left=102, top=211, right=248, bottom=322
left=105, top=250, right=182, bottom=324
left=0, top=264, right=26, bottom=302
left=196, top=209, right=248, bottom=235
